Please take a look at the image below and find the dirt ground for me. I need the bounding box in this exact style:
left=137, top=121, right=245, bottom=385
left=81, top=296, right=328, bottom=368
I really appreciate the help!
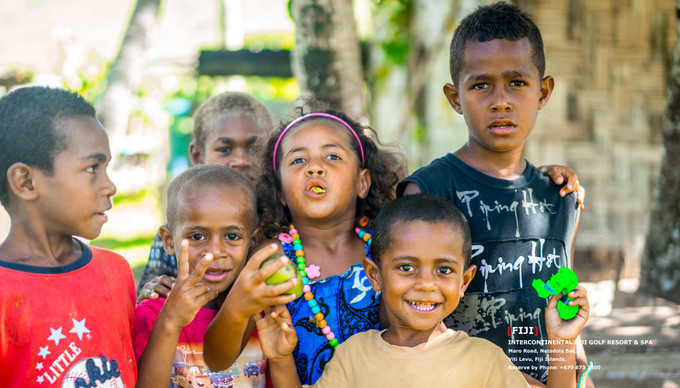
left=580, top=281, right=680, bottom=387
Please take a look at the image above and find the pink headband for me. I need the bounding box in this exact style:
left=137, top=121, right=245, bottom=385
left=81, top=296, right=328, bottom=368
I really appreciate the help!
left=272, top=113, right=365, bottom=172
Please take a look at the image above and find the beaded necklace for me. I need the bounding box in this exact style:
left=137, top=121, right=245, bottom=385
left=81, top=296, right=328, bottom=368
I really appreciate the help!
left=278, top=218, right=372, bottom=348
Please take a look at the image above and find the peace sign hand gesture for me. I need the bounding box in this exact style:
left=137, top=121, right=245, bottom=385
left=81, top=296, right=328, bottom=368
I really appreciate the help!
left=159, top=239, right=219, bottom=330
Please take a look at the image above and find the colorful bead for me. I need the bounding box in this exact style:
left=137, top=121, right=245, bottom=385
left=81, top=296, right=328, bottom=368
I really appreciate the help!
left=359, top=216, right=369, bottom=227
left=281, top=223, right=371, bottom=349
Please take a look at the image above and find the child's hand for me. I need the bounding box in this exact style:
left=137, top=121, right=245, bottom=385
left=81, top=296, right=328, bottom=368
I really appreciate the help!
left=137, top=275, right=176, bottom=304
left=538, top=164, right=585, bottom=209
left=226, top=243, right=299, bottom=321
left=545, top=285, right=590, bottom=342
left=160, top=240, right=218, bottom=330
left=254, top=304, right=298, bottom=360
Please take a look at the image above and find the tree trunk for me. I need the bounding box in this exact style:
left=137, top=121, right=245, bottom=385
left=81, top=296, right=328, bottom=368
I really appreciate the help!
left=640, top=1, right=680, bottom=303
left=96, top=0, right=164, bottom=150
left=289, top=0, right=366, bottom=119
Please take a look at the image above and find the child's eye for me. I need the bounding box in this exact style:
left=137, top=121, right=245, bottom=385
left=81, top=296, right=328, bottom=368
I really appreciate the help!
left=247, top=145, right=261, bottom=153
left=189, top=233, right=205, bottom=241
left=398, top=264, right=415, bottom=272
left=216, top=147, right=232, bottom=154
left=326, top=154, right=341, bottom=161
left=472, top=83, right=487, bottom=90
left=291, top=157, right=306, bottom=165
left=226, top=233, right=241, bottom=241
left=437, top=266, right=454, bottom=275
left=510, top=80, right=527, bottom=87
left=85, top=165, right=98, bottom=174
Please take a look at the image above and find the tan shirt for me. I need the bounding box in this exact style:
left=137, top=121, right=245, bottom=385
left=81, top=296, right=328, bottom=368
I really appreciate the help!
left=306, top=329, right=529, bottom=388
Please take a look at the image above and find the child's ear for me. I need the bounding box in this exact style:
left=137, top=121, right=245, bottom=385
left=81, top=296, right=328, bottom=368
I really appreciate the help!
left=357, top=169, right=371, bottom=199
left=6, top=162, right=38, bottom=201
left=251, top=227, right=263, bottom=246
left=538, top=75, right=554, bottom=110
left=159, top=225, right=177, bottom=256
left=443, top=83, right=463, bottom=115
left=459, top=264, right=477, bottom=298
left=363, top=257, right=382, bottom=292
left=189, top=142, right=204, bottom=166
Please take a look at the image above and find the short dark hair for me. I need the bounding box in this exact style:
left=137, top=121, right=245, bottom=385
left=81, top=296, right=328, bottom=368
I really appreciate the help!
left=449, top=1, right=545, bottom=85
left=370, top=194, right=472, bottom=268
left=0, top=86, right=96, bottom=206
left=166, top=164, right=258, bottom=232
left=193, top=91, right=273, bottom=151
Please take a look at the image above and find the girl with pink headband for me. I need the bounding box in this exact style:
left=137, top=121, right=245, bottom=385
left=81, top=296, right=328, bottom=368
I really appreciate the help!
left=204, top=108, right=404, bottom=385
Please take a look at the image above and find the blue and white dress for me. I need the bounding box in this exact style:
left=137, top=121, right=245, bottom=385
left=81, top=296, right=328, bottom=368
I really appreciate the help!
left=280, top=237, right=380, bottom=385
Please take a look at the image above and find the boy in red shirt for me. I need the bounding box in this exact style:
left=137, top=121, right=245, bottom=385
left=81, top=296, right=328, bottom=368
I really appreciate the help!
left=0, top=86, right=136, bottom=387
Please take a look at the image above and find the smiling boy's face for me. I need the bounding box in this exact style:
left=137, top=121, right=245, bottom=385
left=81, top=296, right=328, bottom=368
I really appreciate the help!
left=365, top=220, right=476, bottom=346
left=161, top=185, right=254, bottom=294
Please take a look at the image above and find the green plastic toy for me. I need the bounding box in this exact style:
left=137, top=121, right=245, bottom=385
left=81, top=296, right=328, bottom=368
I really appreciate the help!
left=532, top=267, right=579, bottom=320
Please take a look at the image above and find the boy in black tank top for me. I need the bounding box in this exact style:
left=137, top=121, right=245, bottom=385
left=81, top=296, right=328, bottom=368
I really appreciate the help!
left=397, top=2, right=592, bottom=387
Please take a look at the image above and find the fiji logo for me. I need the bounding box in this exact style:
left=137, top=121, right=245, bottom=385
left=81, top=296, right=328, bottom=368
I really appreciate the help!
left=507, top=326, right=538, bottom=336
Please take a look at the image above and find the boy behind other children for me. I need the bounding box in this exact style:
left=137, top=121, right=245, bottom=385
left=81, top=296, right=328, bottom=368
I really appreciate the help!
left=398, top=2, right=590, bottom=385
left=0, top=86, right=135, bottom=386
left=257, top=194, right=590, bottom=387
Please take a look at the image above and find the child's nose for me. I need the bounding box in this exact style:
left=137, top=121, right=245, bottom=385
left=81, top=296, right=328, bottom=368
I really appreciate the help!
left=414, top=271, right=438, bottom=291
left=103, top=173, right=117, bottom=197
left=305, top=161, right=325, bottom=176
left=227, top=149, right=249, bottom=169
left=490, top=87, right=512, bottom=111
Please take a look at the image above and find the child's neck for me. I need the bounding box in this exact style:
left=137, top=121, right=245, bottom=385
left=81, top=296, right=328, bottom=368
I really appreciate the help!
left=382, top=321, right=448, bottom=348
left=289, top=216, right=367, bottom=278
left=0, top=220, right=81, bottom=266
left=455, top=144, right=527, bottom=180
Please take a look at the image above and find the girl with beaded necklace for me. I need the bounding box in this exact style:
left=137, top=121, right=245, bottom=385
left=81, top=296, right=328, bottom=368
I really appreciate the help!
left=204, top=106, right=403, bottom=385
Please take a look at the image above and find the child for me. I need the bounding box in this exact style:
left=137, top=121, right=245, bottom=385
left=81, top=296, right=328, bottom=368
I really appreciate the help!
left=203, top=107, right=403, bottom=384
left=397, top=2, right=589, bottom=385
left=134, top=164, right=294, bottom=387
left=0, top=86, right=135, bottom=386
left=256, top=194, right=590, bottom=387
left=137, top=91, right=273, bottom=299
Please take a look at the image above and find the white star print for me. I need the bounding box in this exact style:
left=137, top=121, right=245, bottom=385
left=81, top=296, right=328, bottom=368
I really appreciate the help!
left=70, top=318, right=90, bottom=340
left=38, top=346, right=50, bottom=359
left=37, top=376, right=44, bottom=384
left=36, top=362, right=43, bottom=370
left=47, top=327, right=66, bottom=346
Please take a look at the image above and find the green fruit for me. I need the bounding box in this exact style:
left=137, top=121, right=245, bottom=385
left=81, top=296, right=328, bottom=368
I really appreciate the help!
left=260, top=254, right=303, bottom=299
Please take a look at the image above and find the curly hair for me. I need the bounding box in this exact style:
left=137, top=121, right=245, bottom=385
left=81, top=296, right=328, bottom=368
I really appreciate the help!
left=0, top=86, right=96, bottom=207
left=256, top=106, right=405, bottom=238
left=193, top=91, right=274, bottom=151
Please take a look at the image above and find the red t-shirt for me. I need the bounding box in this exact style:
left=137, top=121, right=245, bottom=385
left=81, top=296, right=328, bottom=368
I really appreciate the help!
left=0, top=240, right=137, bottom=387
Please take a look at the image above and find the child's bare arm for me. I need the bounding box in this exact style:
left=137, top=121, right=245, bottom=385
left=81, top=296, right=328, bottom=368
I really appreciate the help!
left=203, top=242, right=298, bottom=371
left=136, top=240, right=218, bottom=388
left=545, top=285, right=590, bottom=388
left=254, top=304, right=302, bottom=388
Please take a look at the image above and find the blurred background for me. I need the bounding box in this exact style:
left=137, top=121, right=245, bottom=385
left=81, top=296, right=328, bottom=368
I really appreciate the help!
left=1, top=0, right=679, bottom=386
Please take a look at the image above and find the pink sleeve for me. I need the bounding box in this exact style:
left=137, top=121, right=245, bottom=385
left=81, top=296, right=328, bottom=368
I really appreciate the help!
left=134, top=299, right=163, bottom=362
